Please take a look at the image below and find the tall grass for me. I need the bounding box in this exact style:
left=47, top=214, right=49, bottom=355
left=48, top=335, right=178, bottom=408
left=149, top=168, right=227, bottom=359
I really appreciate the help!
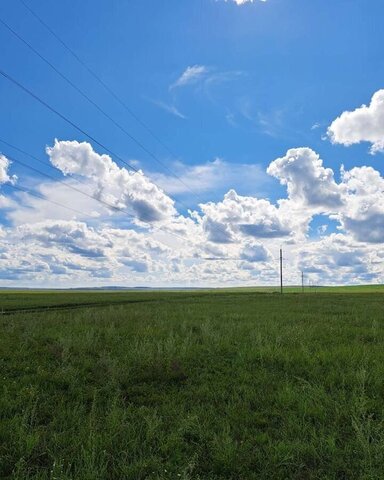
left=1, top=292, right=384, bottom=479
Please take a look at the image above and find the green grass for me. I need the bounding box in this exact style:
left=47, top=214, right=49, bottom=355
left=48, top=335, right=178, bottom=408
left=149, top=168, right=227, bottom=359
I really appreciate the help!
left=0, top=283, right=383, bottom=312
left=1, top=291, right=384, bottom=479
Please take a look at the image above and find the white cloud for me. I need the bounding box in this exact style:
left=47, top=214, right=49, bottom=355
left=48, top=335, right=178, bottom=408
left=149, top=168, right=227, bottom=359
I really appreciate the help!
left=150, top=158, right=269, bottom=196
left=239, top=241, right=272, bottom=262
left=220, top=0, right=267, bottom=4
left=1, top=138, right=384, bottom=287
left=328, top=89, right=384, bottom=154
left=0, top=155, right=17, bottom=185
left=0, top=219, right=179, bottom=284
left=17, top=220, right=111, bottom=258
left=297, top=234, right=380, bottom=285
left=317, top=224, right=328, bottom=235
left=147, top=98, right=186, bottom=119
left=0, top=194, right=16, bottom=209
left=170, top=65, right=209, bottom=90
left=46, top=140, right=177, bottom=223
left=169, top=65, right=242, bottom=94
left=267, top=148, right=343, bottom=209
left=197, top=189, right=295, bottom=243
left=7, top=179, right=102, bottom=225
left=337, top=166, right=384, bottom=243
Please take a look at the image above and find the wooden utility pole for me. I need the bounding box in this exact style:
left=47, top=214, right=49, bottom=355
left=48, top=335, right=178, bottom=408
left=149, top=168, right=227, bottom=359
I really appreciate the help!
left=302, top=271, right=304, bottom=293
left=280, top=248, right=283, bottom=294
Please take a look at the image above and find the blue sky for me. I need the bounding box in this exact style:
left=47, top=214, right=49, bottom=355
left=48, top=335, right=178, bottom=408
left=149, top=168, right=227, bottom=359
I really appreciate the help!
left=0, top=0, right=383, bottom=287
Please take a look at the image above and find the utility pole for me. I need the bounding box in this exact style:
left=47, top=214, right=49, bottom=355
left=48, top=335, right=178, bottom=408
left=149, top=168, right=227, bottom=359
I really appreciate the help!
left=280, top=248, right=283, bottom=294
left=302, top=271, right=304, bottom=293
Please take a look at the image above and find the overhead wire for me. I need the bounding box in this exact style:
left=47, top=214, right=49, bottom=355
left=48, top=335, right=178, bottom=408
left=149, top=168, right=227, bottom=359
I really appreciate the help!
left=4, top=176, right=237, bottom=262
left=0, top=137, right=97, bottom=193
left=19, top=0, right=180, bottom=160
left=1, top=12, right=201, bottom=202
left=0, top=67, right=238, bottom=248
left=0, top=13, right=245, bottom=262
left=0, top=68, right=139, bottom=173
left=2, top=171, right=242, bottom=264
left=0, top=140, right=194, bottom=246
left=0, top=64, right=196, bottom=215
left=2, top=179, right=191, bottom=252
left=0, top=138, right=241, bottom=262
left=0, top=137, right=245, bottom=262
left=3, top=182, right=89, bottom=218
left=0, top=10, right=244, bottom=243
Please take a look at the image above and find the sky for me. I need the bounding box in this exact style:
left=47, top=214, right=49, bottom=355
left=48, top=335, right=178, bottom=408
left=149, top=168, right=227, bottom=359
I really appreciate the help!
left=0, top=0, right=384, bottom=287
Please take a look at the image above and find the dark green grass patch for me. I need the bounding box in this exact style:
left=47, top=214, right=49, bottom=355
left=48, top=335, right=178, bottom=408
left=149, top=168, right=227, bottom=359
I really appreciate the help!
left=1, top=292, right=384, bottom=479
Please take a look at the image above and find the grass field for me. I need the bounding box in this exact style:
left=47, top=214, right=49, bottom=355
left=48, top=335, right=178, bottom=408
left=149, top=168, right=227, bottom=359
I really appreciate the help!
left=1, top=289, right=384, bottom=479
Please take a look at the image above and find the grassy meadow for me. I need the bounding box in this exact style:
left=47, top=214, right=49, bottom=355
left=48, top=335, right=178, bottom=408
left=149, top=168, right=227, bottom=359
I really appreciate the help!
left=1, top=289, right=384, bottom=479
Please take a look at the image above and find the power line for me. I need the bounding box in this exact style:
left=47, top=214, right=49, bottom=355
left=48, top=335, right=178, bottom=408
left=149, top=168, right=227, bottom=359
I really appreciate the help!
left=3, top=176, right=235, bottom=263
left=3, top=178, right=190, bottom=253
left=0, top=68, right=236, bottom=249
left=1, top=150, right=248, bottom=265
left=3, top=151, right=120, bottom=213
left=0, top=137, right=242, bottom=258
left=4, top=11, right=201, bottom=202
left=4, top=182, right=90, bottom=218
left=0, top=17, right=239, bottom=243
left=0, top=65, right=247, bottom=257
left=0, top=3, right=261, bottom=272
left=0, top=140, right=195, bottom=245
left=19, top=0, right=179, bottom=160
left=0, top=68, right=139, bottom=174
left=0, top=137, right=96, bottom=193
left=2, top=182, right=176, bottom=258
left=0, top=66, right=197, bottom=215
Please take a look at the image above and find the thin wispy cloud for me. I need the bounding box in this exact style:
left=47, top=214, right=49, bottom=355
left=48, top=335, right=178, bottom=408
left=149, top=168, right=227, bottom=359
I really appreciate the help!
left=170, top=65, right=245, bottom=112
left=257, top=110, right=286, bottom=138
left=225, top=112, right=238, bottom=127
left=146, top=97, right=186, bottom=119
left=170, top=65, right=209, bottom=90
left=218, top=0, right=267, bottom=4
left=149, top=158, right=270, bottom=197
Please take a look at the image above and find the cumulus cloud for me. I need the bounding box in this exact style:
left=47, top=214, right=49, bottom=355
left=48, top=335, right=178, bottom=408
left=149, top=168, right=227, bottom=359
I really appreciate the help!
left=1, top=137, right=384, bottom=287
left=46, top=140, right=177, bottom=223
left=337, top=166, right=384, bottom=243
left=297, top=234, right=380, bottom=285
left=194, top=147, right=384, bottom=253
left=267, top=148, right=343, bottom=209
left=0, top=219, right=180, bottom=285
left=328, top=89, right=384, bottom=154
left=239, top=241, right=271, bottom=262
left=0, top=155, right=17, bottom=185
left=17, top=220, right=111, bottom=258
left=198, top=189, right=294, bottom=242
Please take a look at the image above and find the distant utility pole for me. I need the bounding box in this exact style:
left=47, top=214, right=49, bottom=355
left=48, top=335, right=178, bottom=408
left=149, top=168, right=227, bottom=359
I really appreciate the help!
left=280, top=248, right=283, bottom=294
left=302, top=271, right=304, bottom=293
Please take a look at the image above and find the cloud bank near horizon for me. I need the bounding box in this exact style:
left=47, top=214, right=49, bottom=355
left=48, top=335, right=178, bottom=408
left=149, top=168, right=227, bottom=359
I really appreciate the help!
left=0, top=135, right=383, bottom=288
